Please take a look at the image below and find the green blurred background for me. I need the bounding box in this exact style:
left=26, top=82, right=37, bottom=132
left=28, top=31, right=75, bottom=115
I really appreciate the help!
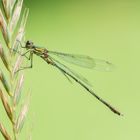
left=1, top=0, right=140, bottom=140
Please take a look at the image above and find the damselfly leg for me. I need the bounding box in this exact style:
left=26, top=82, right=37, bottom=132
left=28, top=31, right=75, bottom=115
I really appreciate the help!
left=16, top=40, right=26, bottom=48
left=14, top=50, right=33, bottom=73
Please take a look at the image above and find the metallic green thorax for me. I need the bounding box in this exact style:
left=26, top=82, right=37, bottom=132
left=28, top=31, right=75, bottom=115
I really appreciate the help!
left=25, top=40, right=49, bottom=58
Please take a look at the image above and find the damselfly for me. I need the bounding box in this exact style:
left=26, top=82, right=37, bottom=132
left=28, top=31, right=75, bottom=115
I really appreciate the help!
left=15, top=40, right=122, bottom=116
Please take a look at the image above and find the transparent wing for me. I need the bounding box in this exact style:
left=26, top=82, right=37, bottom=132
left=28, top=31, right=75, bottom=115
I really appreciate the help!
left=48, top=56, right=93, bottom=87
left=48, top=51, right=114, bottom=71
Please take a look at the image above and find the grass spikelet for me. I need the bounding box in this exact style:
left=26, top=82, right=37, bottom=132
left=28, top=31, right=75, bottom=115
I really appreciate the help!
left=2, top=0, right=11, bottom=20
left=0, top=43, right=10, bottom=72
left=12, top=55, right=23, bottom=76
left=12, top=8, right=29, bottom=51
left=15, top=91, right=31, bottom=133
left=0, top=89, right=13, bottom=123
left=0, top=10, right=10, bottom=48
left=0, top=70, right=11, bottom=96
left=10, top=0, right=23, bottom=34
left=13, top=74, right=24, bottom=105
left=0, top=122, right=11, bottom=140
left=10, top=0, right=17, bottom=11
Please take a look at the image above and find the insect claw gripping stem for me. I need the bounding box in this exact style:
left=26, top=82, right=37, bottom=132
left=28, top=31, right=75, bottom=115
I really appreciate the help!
left=15, top=66, right=32, bottom=73
left=16, top=40, right=25, bottom=48
left=15, top=52, right=33, bottom=73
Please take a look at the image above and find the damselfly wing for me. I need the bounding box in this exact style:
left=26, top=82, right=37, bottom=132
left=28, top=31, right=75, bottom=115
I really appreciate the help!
left=48, top=51, right=114, bottom=71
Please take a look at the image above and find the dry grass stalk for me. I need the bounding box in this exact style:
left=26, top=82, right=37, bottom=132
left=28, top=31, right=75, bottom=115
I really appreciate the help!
left=0, top=0, right=30, bottom=140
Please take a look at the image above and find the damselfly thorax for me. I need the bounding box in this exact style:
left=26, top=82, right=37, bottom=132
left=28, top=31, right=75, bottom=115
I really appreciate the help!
left=25, top=40, right=51, bottom=63
left=25, top=41, right=48, bottom=56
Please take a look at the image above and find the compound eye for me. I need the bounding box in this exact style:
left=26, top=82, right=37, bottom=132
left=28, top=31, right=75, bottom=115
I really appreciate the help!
left=26, top=40, right=30, bottom=45
left=27, top=40, right=32, bottom=45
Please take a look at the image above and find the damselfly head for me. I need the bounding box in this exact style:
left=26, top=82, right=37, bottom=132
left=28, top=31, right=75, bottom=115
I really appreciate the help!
left=25, top=40, right=34, bottom=49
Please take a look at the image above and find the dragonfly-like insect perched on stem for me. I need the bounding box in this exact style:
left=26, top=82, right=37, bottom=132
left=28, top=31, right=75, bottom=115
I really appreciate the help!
left=14, top=40, right=122, bottom=116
